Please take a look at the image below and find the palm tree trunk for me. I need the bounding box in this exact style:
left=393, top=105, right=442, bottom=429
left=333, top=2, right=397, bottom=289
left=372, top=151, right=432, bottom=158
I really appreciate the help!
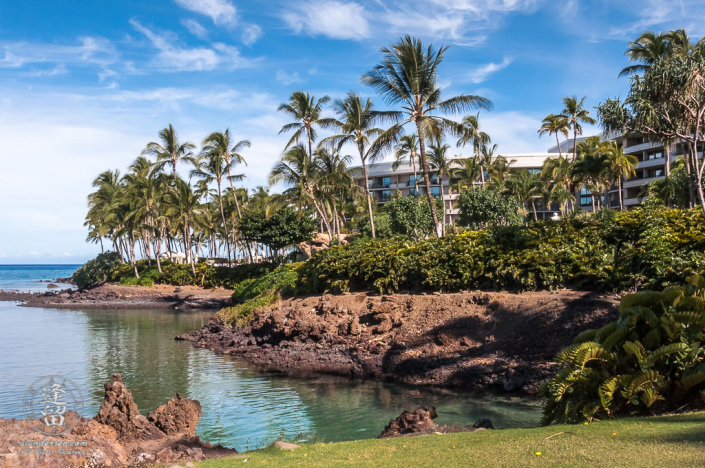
left=439, top=174, right=446, bottom=236
left=361, top=156, right=376, bottom=238
left=332, top=194, right=339, bottom=238
left=555, top=134, right=563, bottom=159
left=572, top=125, right=578, bottom=163
left=664, top=144, right=671, bottom=177
left=184, top=220, right=196, bottom=275
left=172, top=159, right=178, bottom=187
left=416, top=123, right=441, bottom=236
left=531, top=199, right=538, bottom=221
left=619, top=177, right=624, bottom=211
left=411, top=149, right=419, bottom=194
left=216, top=182, right=232, bottom=266
left=99, top=237, right=104, bottom=254
left=686, top=142, right=696, bottom=209
left=310, top=190, right=334, bottom=241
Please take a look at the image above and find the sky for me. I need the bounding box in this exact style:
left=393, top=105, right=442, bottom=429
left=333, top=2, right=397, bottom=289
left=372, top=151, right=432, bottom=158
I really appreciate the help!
left=0, top=0, right=704, bottom=264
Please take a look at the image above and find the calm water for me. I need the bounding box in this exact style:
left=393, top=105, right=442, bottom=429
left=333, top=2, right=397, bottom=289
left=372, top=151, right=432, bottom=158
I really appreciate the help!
left=0, top=266, right=542, bottom=451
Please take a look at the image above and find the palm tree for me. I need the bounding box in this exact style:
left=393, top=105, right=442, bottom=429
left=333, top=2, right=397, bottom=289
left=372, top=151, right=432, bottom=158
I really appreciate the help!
left=269, top=144, right=334, bottom=239
left=167, top=180, right=202, bottom=274
left=538, top=114, right=570, bottom=159
left=201, top=130, right=250, bottom=218
left=487, top=154, right=515, bottom=188
left=393, top=134, right=420, bottom=194
left=548, top=186, right=575, bottom=215
left=605, top=142, right=638, bottom=210
left=560, top=96, right=597, bottom=162
left=278, top=91, right=335, bottom=157
left=427, top=143, right=453, bottom=234
left=190, top=152, right=234, bottom=264
left=362, top=35, right=492, bottom=236
left=315, top=148, right=356, bottom=237
left=450, top=157, right=483, bottom=192
left=143, top=124, right=196, bottom=186
left=457, top=113, right=491, bottom=184
left=505, top=170, right=543, bottom=221
left=619, top=31, right=670, bottom=77
left=572, top=137, right=610, bottom=211
left=321, top=93, right=395, bottom=238
left=541, top=156, right=574, bottom=210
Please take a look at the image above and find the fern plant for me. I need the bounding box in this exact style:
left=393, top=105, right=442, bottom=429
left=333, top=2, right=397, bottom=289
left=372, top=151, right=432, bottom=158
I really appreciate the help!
left=542, top=273, right=705, bottom=425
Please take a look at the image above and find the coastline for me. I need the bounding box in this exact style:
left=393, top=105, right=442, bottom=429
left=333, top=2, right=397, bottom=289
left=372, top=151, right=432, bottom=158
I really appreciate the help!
left=0, top=283, right=232, bottom=310
left=177, top=290, right=619, bottom=394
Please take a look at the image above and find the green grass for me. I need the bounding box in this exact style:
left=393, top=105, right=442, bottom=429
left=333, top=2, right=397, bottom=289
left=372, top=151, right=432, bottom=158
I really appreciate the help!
left=197, top=413, right=705, bottom=468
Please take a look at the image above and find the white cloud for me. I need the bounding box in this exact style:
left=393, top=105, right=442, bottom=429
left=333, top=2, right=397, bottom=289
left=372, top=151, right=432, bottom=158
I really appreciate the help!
left=174, top=0, right=237, bottom=26
left=0, top=37, right=116, bottom=69
left=241, top=24, right=263, bottom=46
left=130, top=19, right=255, bottom=71
left=181, top=18, right=209, bottom=39
left=275, top=70, right=302, bottom=85
left=23, top=64, right=69, bottom=77
left=284, top=1, right=370, bottom=40
left=468, top=56, right=513, bottom=83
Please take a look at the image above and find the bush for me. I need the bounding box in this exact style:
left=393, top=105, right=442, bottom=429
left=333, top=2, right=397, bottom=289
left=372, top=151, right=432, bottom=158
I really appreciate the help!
left=356, top=213, right=392, bottom=238
left=217, top=294, right=279, bottom=326
left=541, top=273, right=705, bottom=425
left=386, top=195, right=442, bottom=239
left=72, top=252, right=123, bottom=289
left=232, top=263, right=302, bottom=304
left=297, top=207, right=705, bottom=294
left=456, top=187, right=523, bottom=229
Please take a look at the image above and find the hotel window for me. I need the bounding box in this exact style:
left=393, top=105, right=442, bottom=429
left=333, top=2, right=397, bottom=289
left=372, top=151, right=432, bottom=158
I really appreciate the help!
left=408, top=174, right=419, bottom=186
left=646, top=151, right=663, bottom=161
left=430, top=186, right=441, bottom=198
left=380, top=190, right=391, bottom=202
left=646, top=168, right=665, bottom=178
left=580, top=187, right=592, bottom=207
left=381, top=176, right=391, bottom=188
left=429, top=173, right=438, bottom=184
left=368, top=179, right=374, bottom=189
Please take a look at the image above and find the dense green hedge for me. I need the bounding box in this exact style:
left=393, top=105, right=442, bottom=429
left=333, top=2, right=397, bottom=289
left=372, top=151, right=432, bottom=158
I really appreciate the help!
left=73, top=252, right=123, bottom=289
left=542, top=273, right=705, bottom=425
left=109, top=260, right=276, bottom=289
left=296, top=208, right=705, bottom=294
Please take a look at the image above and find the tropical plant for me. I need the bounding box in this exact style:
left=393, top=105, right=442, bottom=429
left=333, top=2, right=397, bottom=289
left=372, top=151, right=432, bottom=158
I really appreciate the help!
left=560, top=96, right=597, bottom=162
left=72, top=252, right=123, bottom=289
left=505, top=170, right=544, bottom=221
left=457, top=113, right=491, bottom=184
left=456, top=187, right=522, bottom=230
left=605, top=142, right=639, bottom=210
left=393, top=134, right=421, bottom=193
left=278, top=91, right=334, bottom=157
left=427, top=143, right=453, bottom=233
left=538, top=114, right=570, bottom=159
left=542, top=273, right=705, bottom=425
left=143, top=124, right=196, bottom=186
left=362, top=35, right=492, bottom=236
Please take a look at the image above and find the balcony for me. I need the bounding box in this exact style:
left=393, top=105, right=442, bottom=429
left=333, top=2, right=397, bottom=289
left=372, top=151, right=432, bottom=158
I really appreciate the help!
left=371, top=182, right=391, bottom=189
left=623, top=141, right=655, bottom=154
left=637, top=157, right=666, bottom=169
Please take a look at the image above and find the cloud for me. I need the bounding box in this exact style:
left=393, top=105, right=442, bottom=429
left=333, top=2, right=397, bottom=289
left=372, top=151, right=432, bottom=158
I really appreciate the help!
left=283, top=1, right=370, bottom=40
left=181, top=18, right=209, bottom=39
left=130, top=19, right=255, bottom=71
left=23, top=64, right=69, bottom=77
left=468, top=56, right=514, bottom=83
left=275, top=70, right=302, bottom=85
left=0, top=37, right=117, bottom=69
left=173, top=0, right=237, bottom=26
left=241, top=24, right=263, bottom=46
left=606, top=0, right=705, bottom=38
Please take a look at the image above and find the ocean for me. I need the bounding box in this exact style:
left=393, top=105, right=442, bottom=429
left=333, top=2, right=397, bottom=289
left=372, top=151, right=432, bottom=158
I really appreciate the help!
left=0, top=264, right=80, bottom=292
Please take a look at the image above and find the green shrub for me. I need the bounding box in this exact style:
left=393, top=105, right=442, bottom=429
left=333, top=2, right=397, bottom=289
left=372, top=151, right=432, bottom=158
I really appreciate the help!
left=217, top=293, right=279, bottom=326
left=232, top=263, right=302, bottom=303
left=356, top=213, right=392, bottom=238
left=456, top=187, right=523, bottom=229
left=386, top=195, right=442, bottom=238
left=72, top=252, right=123, bottom=289
left=541, top=273, right=705, bottom=425
left=297, top=207, right=705, bottom=294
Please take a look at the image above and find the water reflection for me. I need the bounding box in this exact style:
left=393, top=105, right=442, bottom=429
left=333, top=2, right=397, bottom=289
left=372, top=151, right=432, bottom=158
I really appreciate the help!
left=0, top=303, right=542, bottom=451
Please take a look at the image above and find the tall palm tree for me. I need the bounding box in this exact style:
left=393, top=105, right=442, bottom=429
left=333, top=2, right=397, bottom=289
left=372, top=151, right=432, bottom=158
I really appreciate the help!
left=548, top=186, right=575, bottom=215
left=538, top=114, right=570, bottom=159
left=619, top=31, right=670, bottom=77
left=427, top=143, right=453, bottom=233
left=269, top=144, right=334, bottom=239
left=541, top=156, right=574, bottom=210
left=167, top=180, right=202, bottom=274
left=457, top=113, right=491, bottom=184
left=572, top=137, right=610, bottom=211
left=560, top=96, right=597, bottom=162
left=450, top=157, right=483, bottom=192
left=488, top=154, right=515, bottom=188
left=278, top=91, right=335, bottom=157
left=393, top=134, right=420, bottom=194
left=362, top=35, right=492, bottom=236
left=201, top=130, right=250, bottom=218
left=321, top=92, right=395, bottom=238
left=605, top=141, right=638, bottom=210
left=190, top=152, right=234, bottom=264
left=315, top=148, right=355, bottom=237
left=505, top=170, right=543, bottom=221
left=143, top=124, right=196, bottom=186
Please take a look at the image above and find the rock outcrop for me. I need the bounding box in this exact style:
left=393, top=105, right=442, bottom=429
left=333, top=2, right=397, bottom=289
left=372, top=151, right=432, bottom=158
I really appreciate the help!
left=378, top=407, right=486, bottom=439
left=0, top=373, right=236, bottom=467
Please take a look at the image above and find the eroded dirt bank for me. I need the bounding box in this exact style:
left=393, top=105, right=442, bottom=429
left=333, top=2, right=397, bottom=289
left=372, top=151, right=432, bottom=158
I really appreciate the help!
left=0, top=283, right=232, bottom=309
left=178, top=290, right=619, bottom=394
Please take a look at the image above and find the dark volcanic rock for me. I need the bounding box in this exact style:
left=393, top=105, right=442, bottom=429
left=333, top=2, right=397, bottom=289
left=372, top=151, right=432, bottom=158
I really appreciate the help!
left=148, top=393, right=201, bottom=436
left=94, top=373, right=166, bottom=443
left=378, top=407, right=438, bottom=438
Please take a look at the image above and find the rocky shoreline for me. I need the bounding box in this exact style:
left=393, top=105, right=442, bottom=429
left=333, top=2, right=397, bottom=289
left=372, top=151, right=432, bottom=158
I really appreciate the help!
left=0, top=283, right=232, bottom=310
left=0, top=374, right=236, bottom=467
left=177, top=290, right=619, bottom=394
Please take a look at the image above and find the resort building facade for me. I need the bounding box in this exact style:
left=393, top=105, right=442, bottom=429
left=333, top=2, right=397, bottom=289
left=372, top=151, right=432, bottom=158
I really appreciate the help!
left=354, top=133, right=688, bottom=222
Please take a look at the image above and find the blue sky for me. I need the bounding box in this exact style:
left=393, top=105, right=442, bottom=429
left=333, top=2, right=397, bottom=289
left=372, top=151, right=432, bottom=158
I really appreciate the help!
left=0, top=0, right=703, bottom=263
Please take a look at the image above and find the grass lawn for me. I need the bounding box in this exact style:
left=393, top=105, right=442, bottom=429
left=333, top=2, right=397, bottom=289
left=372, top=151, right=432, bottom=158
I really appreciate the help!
left=196, top=412, right=705, bottom=468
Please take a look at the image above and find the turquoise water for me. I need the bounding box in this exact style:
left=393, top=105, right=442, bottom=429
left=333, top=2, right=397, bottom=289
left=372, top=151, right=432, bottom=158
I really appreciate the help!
left=0, top=267, right=543, bottom=451
left=0, top=264, right=80, bottom=292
